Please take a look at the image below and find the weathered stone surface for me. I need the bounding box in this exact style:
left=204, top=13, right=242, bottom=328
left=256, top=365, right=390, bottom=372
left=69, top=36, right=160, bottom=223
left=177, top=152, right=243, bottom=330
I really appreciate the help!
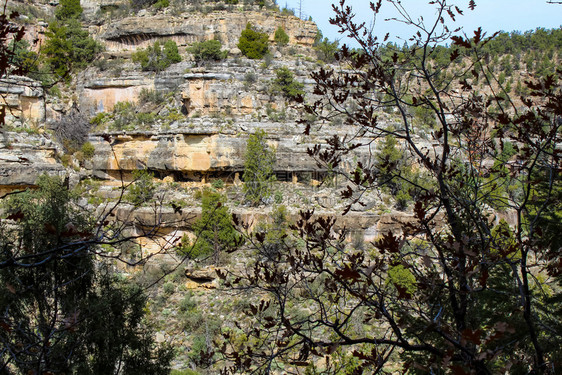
left=0, top=76, right=45, bottom=126
left=88, top=120, right=343, bottom=179
left=0, top=133, right=64, bottom=192
left=94, top=11, right=317, bottom=51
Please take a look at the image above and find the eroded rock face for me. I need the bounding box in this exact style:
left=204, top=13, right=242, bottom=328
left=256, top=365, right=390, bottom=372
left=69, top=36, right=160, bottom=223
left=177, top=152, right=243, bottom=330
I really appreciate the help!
left=0, top=76, right=45, bottom=126
left=94, top=11, right=317, bottom=52
left=88, top=120, right=326, bottom=180
left=0, top=132, right=64, bottom=194
left=80, top=74, right=154, bottom=113
left=77, top=57, right=316, bottom=116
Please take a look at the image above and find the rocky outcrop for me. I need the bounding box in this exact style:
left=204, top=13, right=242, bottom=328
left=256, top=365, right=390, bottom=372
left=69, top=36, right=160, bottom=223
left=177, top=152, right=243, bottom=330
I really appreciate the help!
left=77, top=57, right=316, bottom=116
left=88, top=120, right=329, bottom=181
left=94, top=10, right=317, bottom=52
left=0, top=76, right=45, bottom=126
left=0, top=132, right=64, bottom=194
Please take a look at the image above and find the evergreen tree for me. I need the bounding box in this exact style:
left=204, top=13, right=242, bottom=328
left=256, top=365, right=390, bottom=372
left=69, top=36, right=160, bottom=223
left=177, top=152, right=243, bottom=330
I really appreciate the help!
left=243, top=129, right=276, bottom=206
left=185, top=190, right=240, bottom=264
left=188, top=39, right=227, bottom=63
left=43, top=0, right=101, bottom=80
left=237, top=23, right=269, bottom=59
left=0, top=175, right=172, bottom=374
left=132, top=40, right=181, bottom=72
left=55, top=0, right=83, bottom=21
left=271, top=66, right=305, bottom=100
left=274, top=26, right=289, bottom=45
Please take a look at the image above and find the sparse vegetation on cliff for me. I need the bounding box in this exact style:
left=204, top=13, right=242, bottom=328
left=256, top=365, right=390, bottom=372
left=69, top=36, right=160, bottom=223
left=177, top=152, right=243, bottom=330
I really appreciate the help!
left=270, top=66, right=305, bottom=100
left=1, top=0, right=562, bottom=374
left=132, top=40, right=182, bottom=72
left=243, top=129, right=276, bottom=206
left=187, top=39, right=227, bottom=63
left=43, top=0, right=101, bottom=81
left=237, top=22, right=269, bottom=59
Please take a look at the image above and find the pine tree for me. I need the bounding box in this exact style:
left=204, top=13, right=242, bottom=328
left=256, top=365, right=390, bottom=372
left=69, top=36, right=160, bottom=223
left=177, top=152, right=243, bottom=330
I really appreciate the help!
left=186, top=190, right=240, bottom=264
left=243, top=129, right=276, bottom=206
left=0, top=175, right=172, bottom=374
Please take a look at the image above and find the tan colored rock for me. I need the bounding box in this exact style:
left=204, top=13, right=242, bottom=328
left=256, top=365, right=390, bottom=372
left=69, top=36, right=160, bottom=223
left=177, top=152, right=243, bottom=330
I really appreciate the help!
left=94, top=11, right=318, bottom=52
left=0, top=76, right=45, bottom=126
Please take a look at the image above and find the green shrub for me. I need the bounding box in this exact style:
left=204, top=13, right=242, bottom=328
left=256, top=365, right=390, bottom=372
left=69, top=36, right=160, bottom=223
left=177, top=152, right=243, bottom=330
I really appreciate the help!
left=274, top=190, right=283, bottom=204
left=188, top=335, right=210, bottom=365
left=274, top=26, right=289, bottom=45
left=153, top=0, right=169, bottom=10
left=238, top=23, right=269, bottom=59
left=171, top=370, right=201, bottom=375
left=9, top=40, right=39, bottom=77
left=181, top=190, right=240, bottom=262
left=188, top=39, right=227, bottom=63
left=281, top=7, right=294, bottom=15
left=55, top=0, right=83, bottom=21
left=138, top=88, right=166, bottom=105
left=243, top=71, right=257, bottom=88
left=260, top=52, right=273, bottom=68
left=43, top=19, right=102, bottom=79
left=127, top=169, right=156, bottom=206
left=211, top=179, right=225, bottom=189
left=413, top=105, right=437, bottom=129
left=314, top=31, right=339, bottom=63
left=243, top=129, right=276, bottom=206
left=163, top=39, right=181, bottom=61
left=80, top=142, right=95, bottom=160
left=112, top=101, right=136, bottom=130
left=179, top=292, right=197, bottom=312
left=271, top=66, right=305, bottom=100
left=60, top=153, right=72, bottom=167
left=132, top=40, right=181, bottom=72
left=163, top=281, right=175, bottom=295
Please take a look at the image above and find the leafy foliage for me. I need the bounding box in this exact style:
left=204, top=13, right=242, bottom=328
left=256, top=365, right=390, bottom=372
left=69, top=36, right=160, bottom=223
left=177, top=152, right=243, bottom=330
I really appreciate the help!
left=271, top=66, right=304, bottom=100
left=243, top=129, right=276, bottom=206
left=188, top=39, right=227, bottom=63
left=0, top=175, right=172, bottom=374
left=43, top=5, right=101, bottom=80
left=127, top=169, right=156, bottom=206
left=180, top=190, right=239, bottom=264
left=8, top=39, right=38, bottom=77
left=55, top=0, right=83, bottom=21
left=237, top=23, right=269, bottom=59
left=132, top=40, right=182, bottom=72
left=219, top=1, right=562, bottom=374
left=153, top=0, right=170, bottom=10
left=274, top=26, right=289, bottom=45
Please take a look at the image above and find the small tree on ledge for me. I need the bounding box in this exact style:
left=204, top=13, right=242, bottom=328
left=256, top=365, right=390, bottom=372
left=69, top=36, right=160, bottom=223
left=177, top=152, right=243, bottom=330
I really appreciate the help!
left=243, top=129, right=276, bottom=206
left=237, top=23, right=269, bottom=59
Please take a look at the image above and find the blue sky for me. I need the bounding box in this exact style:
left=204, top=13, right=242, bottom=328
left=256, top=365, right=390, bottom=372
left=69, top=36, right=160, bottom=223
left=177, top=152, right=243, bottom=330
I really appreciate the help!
left=280, top=0, right=562, bottom=46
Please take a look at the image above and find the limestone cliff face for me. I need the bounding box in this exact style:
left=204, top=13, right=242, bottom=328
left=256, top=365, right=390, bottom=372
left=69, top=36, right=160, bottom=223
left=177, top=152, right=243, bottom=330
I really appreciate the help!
left=2, top=3, right=319, bottom=124
left=0, top=76, right=45, bottom=127
left=0, top=132, right=64, bottom=195
left=94, top=11, right=317, bottom=52
left=89, top=120, right=328, bottom=181
left=77, top=57, right=317, bottom=117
